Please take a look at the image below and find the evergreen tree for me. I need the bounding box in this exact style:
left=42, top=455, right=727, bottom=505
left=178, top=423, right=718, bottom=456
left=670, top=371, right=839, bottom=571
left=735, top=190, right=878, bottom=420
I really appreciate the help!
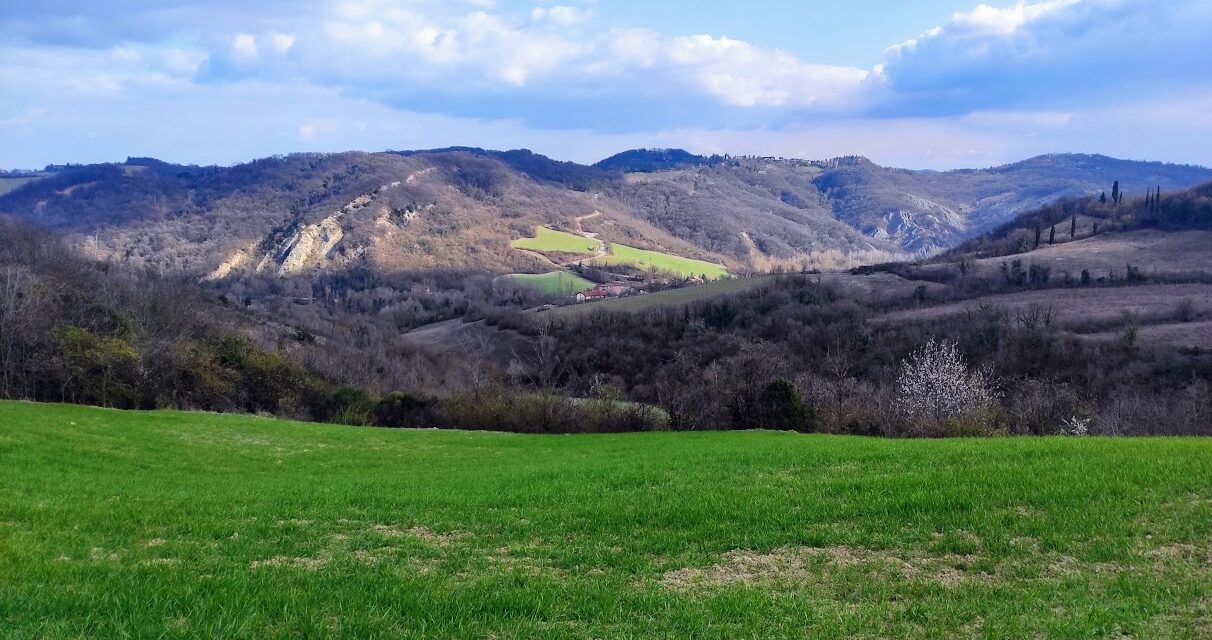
left=1100, top=191, right=1107, bottom=204
left=1070, top=214, right=1077, bottom=239
left=1112, top=181, right=1120, bottom=205
left=1048, top=226, right=1055, bottom=245
left=1034, top=224, right=1042, bottom=249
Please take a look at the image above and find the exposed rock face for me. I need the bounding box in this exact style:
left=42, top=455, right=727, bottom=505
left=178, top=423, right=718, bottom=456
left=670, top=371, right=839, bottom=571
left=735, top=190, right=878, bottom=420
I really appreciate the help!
left=277, top=216, right=344, bottom=276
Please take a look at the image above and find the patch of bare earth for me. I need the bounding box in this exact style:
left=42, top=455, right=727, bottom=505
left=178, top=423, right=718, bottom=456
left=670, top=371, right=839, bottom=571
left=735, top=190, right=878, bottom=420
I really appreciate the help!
left=250, top=554, right=331, bottom=571
left=369, top=523, right=469, bottom=546
left=661, top=546, right=989, bottom=591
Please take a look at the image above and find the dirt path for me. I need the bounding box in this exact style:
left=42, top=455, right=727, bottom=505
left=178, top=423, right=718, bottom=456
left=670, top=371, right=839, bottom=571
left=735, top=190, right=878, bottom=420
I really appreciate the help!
left=517, top=249, right=562, bottom=268
left=572, top=212, right=608, bottom=260
left=573, top=210, right=601, bottom=234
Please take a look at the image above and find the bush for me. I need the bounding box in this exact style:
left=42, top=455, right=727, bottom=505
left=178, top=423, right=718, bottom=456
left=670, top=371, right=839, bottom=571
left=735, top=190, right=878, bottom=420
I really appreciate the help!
left=896, top=339, right=1000, bottom=436
left=756, top=379, right=814, bottom=432
left=372, top=391, right=437, bottom=428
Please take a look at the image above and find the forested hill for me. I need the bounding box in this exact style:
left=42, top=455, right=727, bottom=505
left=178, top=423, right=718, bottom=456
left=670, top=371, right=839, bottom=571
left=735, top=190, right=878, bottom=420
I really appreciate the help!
left=1, top=149, right=1209, bottom=278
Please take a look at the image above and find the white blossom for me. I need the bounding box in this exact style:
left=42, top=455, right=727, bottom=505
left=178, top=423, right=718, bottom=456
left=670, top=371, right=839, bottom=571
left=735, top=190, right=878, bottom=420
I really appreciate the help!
left=896, top=339, right=997, bottom=422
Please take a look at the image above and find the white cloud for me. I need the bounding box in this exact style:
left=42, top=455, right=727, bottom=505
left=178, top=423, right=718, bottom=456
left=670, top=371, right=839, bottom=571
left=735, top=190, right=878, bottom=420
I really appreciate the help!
left=162, top=48, right=206, bottom=76
left=880, top=0, right=1212, bottom=115
left=297, top=119, right=339, bottom=141
left=2, top=0, right=1211, bottom=170
left=223, top=1, right=872, bottom=107
left=269, top=32, right=295, bottom=54
left=231, top=33, right=258, bottom=59
left=531, top=6, right=588, bottom=27
left=108, top=45, right=140, bottom=64
left=664, top=35, right=871, bottom=108
left=951, top=0, right=1081, bottom=35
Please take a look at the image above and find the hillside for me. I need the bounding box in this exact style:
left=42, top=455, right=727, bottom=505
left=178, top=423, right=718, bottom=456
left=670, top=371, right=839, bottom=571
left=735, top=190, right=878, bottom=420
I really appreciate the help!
left=2, top=150, right=1208, bottom=280
left=3, top=402, right=1209, bottom=638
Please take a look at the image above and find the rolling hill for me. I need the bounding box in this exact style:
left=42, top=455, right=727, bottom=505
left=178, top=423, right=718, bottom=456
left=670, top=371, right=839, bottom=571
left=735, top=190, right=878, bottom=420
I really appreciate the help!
left=1, top=149, right=1208, bottom=281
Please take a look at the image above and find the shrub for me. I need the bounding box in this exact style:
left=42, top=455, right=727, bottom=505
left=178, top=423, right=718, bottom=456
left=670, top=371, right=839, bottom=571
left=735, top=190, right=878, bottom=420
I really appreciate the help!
left=372, top=391, right=437, bottom=428
left=896, top=339, right=999, bottom=436
left=756, top=378, right=814, bottom=432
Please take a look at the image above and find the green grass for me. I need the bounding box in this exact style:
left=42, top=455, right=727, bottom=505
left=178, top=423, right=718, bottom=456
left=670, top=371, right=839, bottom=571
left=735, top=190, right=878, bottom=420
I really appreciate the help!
left=510, top=227, right=600, bottom=255
left=592, top=243, right=729, bottom=279
left=0, top=175, right=45, bottom=196
left=506, top=272, right=596, bottom=295
left=545, top=276, right=775, bottom=317
left=2, top=401, right=1210, bottom=639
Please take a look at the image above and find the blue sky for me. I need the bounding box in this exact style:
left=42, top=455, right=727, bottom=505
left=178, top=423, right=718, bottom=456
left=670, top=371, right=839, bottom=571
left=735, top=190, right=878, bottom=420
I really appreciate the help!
left=2, top=0, right=1210, bottom=169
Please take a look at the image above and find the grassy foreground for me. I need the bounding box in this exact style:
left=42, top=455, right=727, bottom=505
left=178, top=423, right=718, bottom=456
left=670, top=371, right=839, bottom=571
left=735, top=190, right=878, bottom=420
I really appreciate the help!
left=1, top=402, right=1209, bottom=639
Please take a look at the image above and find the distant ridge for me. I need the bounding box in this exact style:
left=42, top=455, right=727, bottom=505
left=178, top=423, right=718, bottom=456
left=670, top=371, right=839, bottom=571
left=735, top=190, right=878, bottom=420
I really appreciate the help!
left=594, top=148, right=712, bottom=173
left=2, top=148, right=1210, bottom=274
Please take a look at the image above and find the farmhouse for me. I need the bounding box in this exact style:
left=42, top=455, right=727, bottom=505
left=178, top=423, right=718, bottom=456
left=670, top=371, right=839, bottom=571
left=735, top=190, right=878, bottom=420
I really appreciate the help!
left=601, top=281, right=629, bottom=295
left=575, top=281, right=632, bottom=302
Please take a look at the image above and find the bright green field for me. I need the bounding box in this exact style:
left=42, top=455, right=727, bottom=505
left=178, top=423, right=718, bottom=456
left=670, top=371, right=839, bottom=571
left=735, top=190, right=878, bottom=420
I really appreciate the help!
left=592, top=243, right=728, bottom=279
left=2, top=402, right=1210, bottom=639
left=506, top=272, right=596, bottom=295
left=510, top=227, right=600, bottom=255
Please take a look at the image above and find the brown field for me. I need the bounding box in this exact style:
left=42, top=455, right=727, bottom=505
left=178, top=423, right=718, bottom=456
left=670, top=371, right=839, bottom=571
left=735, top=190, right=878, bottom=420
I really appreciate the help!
left=1084, top=320, right=1212, bottom=350
left=401, top=318, right=529, bottom=360
left=972, top=230, right=1212, bottom=280
left=877, top=283, right=1212, bottom=330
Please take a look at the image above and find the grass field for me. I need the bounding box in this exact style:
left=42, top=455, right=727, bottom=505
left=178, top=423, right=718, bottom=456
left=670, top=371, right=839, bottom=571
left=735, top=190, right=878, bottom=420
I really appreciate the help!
left=545, top=276, right=774, bottom=317
left=0, top=175, right=45, bottom=196
left=592, top=243, right=729, bottom=279
left=2, top=402, right=1210, bottom=638
left=511, top=227, right=600, bottom=255
left=506, top=272, right=596, bottom=295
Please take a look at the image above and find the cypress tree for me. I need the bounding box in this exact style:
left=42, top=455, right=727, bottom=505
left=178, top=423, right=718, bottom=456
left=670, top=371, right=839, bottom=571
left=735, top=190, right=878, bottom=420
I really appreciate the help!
left=1034, top=224, right=1042, bottom=249
left=1100, top=191, right=1107, bottom=204
left=1070, top=214, right=1076, bottom=239
left=1112, top=181, right=1120, bottom=205
left=1048, top=226, right=1056, bottom=245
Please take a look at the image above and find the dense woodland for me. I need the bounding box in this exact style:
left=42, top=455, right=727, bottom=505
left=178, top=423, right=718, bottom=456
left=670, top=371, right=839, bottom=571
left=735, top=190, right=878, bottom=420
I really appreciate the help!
left=2, top=176, right=1211, bottom=436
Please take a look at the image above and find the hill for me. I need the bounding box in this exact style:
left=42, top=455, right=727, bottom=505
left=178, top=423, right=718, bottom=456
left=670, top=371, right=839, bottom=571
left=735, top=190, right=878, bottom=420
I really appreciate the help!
left=814, top=153, right=1212, bottom=253
left=2, top=150, right=1207, bottom=279
left=3, top=401, right=1209, bottom=638
left=942, top=178, right=1212, bottom=263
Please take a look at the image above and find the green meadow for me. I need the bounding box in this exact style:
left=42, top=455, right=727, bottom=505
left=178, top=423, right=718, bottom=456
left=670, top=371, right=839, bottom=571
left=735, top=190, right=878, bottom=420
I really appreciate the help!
left=592, top=243, right=729, bottom=279
left=510, top=227, right=600, bottom=255
left=1, top=401, right=1209, bottom=639
left=544, top=275, right=774, bottom=317
left=505, top=272, right=596, bottom=295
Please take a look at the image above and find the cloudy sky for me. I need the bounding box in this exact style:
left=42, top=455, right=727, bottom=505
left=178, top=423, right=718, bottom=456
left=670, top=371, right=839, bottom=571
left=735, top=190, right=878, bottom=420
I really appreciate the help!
left=2, top=0, right=1210, bottom=169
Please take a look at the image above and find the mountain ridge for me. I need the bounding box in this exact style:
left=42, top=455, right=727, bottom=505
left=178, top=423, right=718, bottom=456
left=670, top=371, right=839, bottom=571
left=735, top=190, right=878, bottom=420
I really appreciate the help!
left=1, top=148, right=1208, bottom=278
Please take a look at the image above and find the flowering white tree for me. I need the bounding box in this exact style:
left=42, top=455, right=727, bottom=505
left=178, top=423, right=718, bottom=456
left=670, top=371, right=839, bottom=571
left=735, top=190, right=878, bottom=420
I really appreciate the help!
left=896, top=339, right=997, bottom=424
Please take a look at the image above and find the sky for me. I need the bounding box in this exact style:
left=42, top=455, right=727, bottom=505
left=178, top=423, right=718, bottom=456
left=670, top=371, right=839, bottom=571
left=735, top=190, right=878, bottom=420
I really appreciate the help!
left=1, top=0, right=1211, bottom=170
